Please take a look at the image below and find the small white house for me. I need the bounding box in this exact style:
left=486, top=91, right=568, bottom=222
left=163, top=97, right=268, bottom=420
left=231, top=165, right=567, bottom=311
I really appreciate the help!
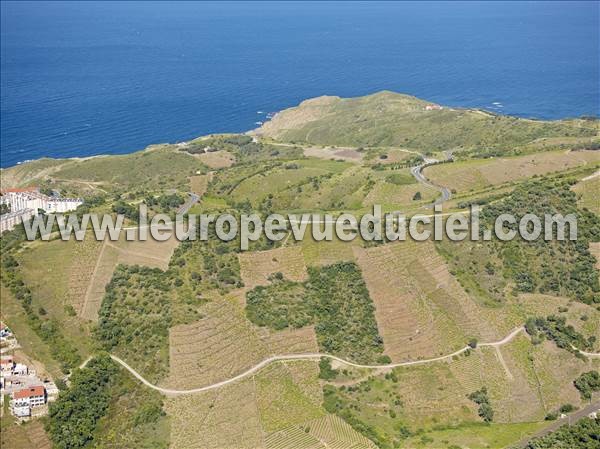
left=12, top=403, right=31, bottom=418
left=0, top=356, right=14, bottom=373
left=13, top=363, right=28, bottom=376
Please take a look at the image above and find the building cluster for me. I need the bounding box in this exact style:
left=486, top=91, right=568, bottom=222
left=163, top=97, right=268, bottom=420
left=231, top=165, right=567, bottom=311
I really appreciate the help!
left=424, top=104, right=444, bottom=111
left=0, top=187, right=83, bottom=233
left=0, top=323, right=59, bottom=420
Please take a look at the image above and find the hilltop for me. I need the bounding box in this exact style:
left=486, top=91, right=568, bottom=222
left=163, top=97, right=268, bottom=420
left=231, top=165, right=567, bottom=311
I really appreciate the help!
left=253, top=91, right=599, bottom=153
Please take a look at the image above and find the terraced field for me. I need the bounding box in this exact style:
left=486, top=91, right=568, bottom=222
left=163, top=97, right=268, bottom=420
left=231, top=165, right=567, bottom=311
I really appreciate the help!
left=265, top=414, right=377, bottom=449
left=258, top=326, right=319, bottom=356
left=239, top=246, right=308, bottom=289
left=255, top=362, right=324, bottom=432
left=424, top=150, right=600, bottom=194
left=81, top=231, right=179, bottom=321
left=354, top=240, right=499, bottom=362
left=362, top=179, right=437, bottom=209
left=164, top=288, right=320, bottom=391
left=165, top=358, right=329, bottom=449
left=17, top=237, right=102, bottom=348
left=230, top=159, right=351, bottom=209
left=166, top=378, right=264, bottom=449
left=164, top=296, right=269, bottom=390
left=81, top=242, right=120, bottom=321
left=299, top=226, right=358, bottom=267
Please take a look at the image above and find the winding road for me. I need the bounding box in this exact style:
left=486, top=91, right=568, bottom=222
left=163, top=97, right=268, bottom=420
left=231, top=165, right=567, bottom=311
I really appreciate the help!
left=105, top=326, right=600, bottom=396
left=108, top=327, right=543, bottom=396
left=410, top=155, right=452, bottom=206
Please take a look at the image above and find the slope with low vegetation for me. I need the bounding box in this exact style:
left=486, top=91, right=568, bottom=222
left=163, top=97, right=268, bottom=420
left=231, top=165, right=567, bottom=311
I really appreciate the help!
left=253, top=91, right=598, bottom=152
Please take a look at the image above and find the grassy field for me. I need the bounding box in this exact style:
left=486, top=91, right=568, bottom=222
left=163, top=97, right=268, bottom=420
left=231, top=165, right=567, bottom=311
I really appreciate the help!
left=0, top=414, right=52, bottom=449
left=400, top=421, right=547, bottom=449
left=0, top=285, right=64, bottom=379
left=424, top=150, right=600, bottom=194
left=17, top=238, right=98, bottom=356
left=51, top=146, right=204, bottom=191
left=189, top=173, right=211, bottom=196
left=319, top=334, right=597, bottom=448
left=573, top=172, right=600, bottom=214
left=196, top=149, right=236, bottom=168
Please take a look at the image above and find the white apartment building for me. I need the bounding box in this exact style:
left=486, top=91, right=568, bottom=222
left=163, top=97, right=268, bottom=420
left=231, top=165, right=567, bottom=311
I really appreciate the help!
left=0, top=187, right=83, bottom=232
left=0, top=209, right=35, bottom=233
left=1, top=188, right=83, bottom=213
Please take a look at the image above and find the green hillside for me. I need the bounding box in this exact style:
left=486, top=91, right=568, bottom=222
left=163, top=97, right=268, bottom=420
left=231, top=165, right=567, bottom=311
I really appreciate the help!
left=254, top=91, right=598, bottom=153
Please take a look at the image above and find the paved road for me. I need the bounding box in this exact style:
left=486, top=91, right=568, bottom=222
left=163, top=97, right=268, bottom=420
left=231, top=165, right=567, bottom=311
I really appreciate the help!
left=410, top=157, right=452, bottom=207
left=110, top=327, right=533, bottom=396
left=177, top=192, right=200, bottom=215
left=514, top=399, right=600, bottom=448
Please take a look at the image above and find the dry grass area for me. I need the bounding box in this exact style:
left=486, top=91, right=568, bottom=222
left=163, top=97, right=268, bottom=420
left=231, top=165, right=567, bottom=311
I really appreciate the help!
left=265, top=414, right=377, bottom=449
left=424, top=150, right=600, bottom=193
left=164, top=296, right=268, bottom=390
left=189, top=173, right=212, bottom=196
left=239, top=246, right=308, bottom=289
left=0, top=419, right=52, bottom=449
left=391, top=362, right=477, bottom=427
left=572, top=171, right=600, bottom=214
left=166, top=378, right=264, bottom=449
left=372, top=148, right=417, bottom=164
left=354, top=240, right=499, bottom=362
left=196, top=150, right=235, bottom=168
left=257, top=326, right=319, bottom=356
left=303, top=146, right=364, bottom=162
left=500, top=336, right=597, bottom=420
left=80, top=232, right=178, bottom=321
left=591, top=241, right=600, bottom=269
left=299, top=227, right=359, bottom=267
left=111, top=230, right=178, bottom=270
left=65, top=238, right=104, bottom=316
left=80, top=242, right=120, bottom=321
left=362, top=181, right=437, bottom=208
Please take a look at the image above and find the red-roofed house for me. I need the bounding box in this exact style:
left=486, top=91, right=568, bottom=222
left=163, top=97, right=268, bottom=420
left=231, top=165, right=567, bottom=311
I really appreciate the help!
left=11, top=385, right=46, bottom=418
left=13, top=385, right=46, bottom=407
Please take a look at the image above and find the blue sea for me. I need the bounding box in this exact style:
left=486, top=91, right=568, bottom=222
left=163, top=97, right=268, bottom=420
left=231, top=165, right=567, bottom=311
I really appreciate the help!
left=1, top=1, right=598, bottom=168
